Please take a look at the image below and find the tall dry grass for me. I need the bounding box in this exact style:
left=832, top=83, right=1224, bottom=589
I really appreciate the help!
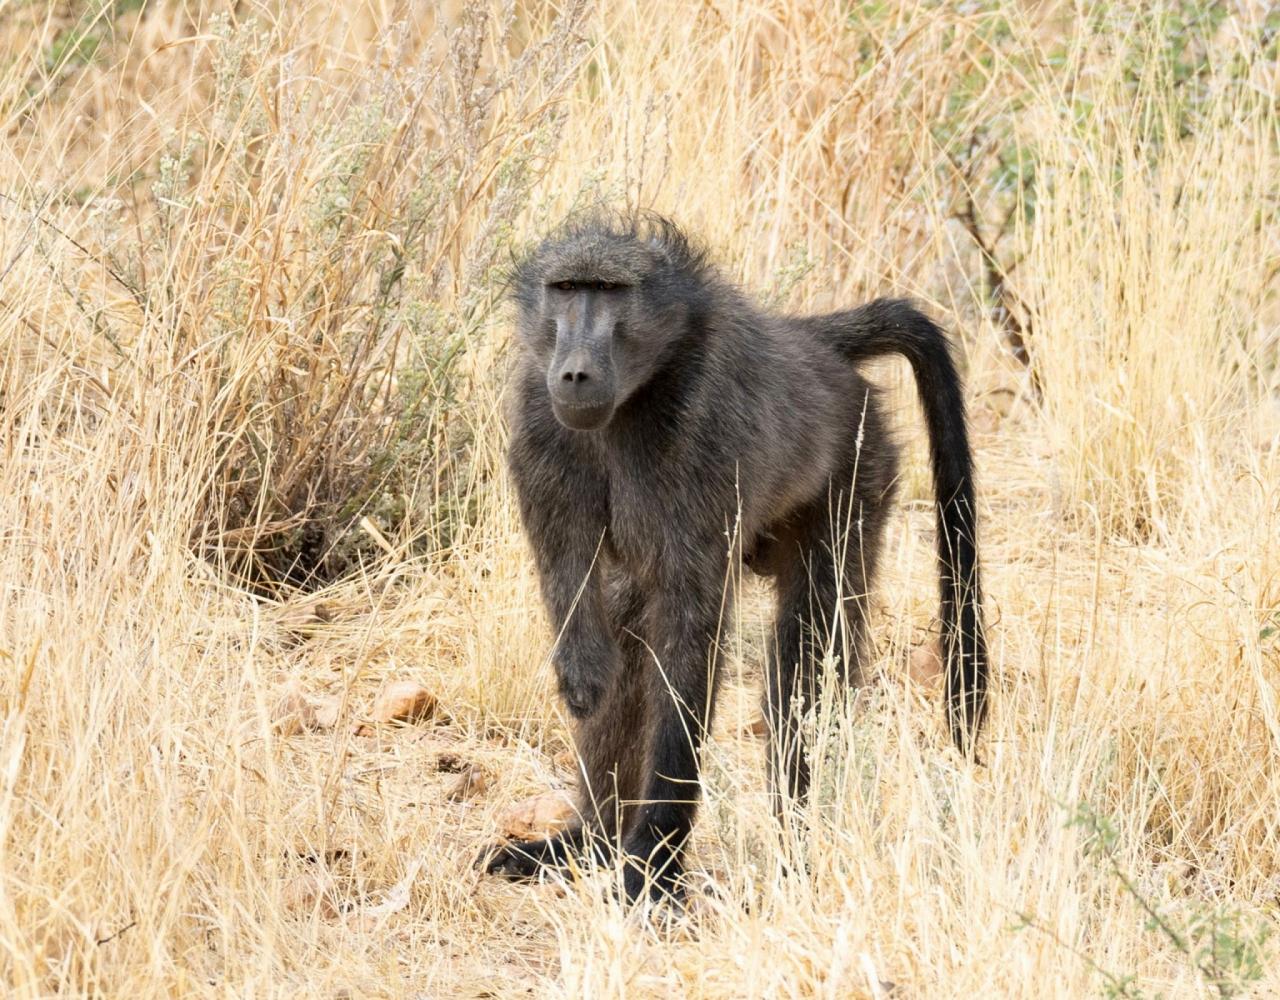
left=0, top=1, right=1276, bottom=996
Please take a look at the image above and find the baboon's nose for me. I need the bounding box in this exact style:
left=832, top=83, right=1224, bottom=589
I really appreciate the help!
left=559, top=367, right=590, bottom=384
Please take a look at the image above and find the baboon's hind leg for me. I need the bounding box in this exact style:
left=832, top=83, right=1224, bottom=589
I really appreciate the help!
left=763, top=494, right=880, bottom=813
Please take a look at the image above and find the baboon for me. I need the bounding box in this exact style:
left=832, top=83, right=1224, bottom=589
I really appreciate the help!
left=481, top=214, right=987, bottom=903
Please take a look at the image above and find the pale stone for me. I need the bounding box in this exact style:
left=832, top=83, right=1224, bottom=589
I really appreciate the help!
left=908, top=638, right=945, bottom=689
left=272, top=681, right=340, bottom=735
left=370, top=681, right=437, bottom=725
left=446, top=764, right=488, bottom=801
left=499, top=790, right=577, bottom=840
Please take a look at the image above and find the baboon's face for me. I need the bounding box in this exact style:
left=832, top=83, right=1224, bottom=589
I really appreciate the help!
left=521, top=237, right=683, bottom=432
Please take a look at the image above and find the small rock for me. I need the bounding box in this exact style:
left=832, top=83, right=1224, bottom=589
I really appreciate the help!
left=290, top=847, right=352, bottom=866
left=907, top=638, right=945, bottom=689
left=274, top=601, right=335, bottom=632
left=551, top=747, right=578, bottom=774
left=371, top=681, right=437, bottom=725
left=272, top=682, right=340, bottom=736
left=971, top=408, right=1001, bottom=435
left=272, top=683, right=310, bottom=737
left=499, top=790, right=577, bottom=840
left=446, top=764, right=488, bottom=801
left=739, top=716, right=769, bottom=739
left=311, top=696, right=341, bottom=729
left=281, top=871, right=339, bottom=918
left=435, top=752, right=466, bottom=773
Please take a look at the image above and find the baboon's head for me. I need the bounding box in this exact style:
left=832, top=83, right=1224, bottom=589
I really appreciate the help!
left=512, top=215, right=707, bottom=431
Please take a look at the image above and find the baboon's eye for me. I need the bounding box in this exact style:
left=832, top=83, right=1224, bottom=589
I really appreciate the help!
left=595, top=281, right=619, bottom=291
left=551, top=280, right=577, bottom=291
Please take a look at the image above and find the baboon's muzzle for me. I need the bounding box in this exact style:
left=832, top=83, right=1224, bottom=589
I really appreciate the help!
left=550, top=399, right=614, bottom=431
left=547, top=337, right=616, bottom=430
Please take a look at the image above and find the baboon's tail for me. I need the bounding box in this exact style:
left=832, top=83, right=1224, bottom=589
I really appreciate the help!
left=801, top=298, right=988, bottom=755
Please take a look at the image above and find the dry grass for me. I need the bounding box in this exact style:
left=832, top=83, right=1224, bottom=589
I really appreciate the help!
left=1, top=1, right=1278, bottom=996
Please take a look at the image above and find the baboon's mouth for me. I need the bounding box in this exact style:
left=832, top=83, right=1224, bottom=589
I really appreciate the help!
left=550, top=397, right=614, bottom=431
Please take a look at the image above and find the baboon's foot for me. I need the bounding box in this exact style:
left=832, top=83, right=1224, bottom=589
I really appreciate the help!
left=620, top=839, right=686, bottom=906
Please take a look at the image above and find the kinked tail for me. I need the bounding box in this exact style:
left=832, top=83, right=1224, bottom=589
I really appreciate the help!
left=802, top=298, right=988, bottom=754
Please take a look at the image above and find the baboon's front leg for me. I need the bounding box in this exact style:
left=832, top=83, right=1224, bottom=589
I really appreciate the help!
left=482, top=653, right=647, bottom=883
left=482, top=582, right=647, bottom=883
left=531, top=526, right=620, bottom=720
left=509, top=428, right=619, bottom=720
left=482, top=429, right=625, bottom=881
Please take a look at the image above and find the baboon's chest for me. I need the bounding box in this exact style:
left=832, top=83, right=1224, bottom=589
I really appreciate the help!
left=602, top=479, right=676, bottom=576
left=600, top=453, right=761, bottom=578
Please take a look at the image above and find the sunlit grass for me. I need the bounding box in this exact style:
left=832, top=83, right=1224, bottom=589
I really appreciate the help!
left=0, top=1, right=1276, bottom=996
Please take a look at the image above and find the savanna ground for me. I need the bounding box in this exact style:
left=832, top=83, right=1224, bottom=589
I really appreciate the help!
left=0, top=1, right=1278, bottom=996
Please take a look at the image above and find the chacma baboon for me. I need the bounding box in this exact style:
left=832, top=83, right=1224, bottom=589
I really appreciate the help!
left=481, top=214, right=987, bottom=903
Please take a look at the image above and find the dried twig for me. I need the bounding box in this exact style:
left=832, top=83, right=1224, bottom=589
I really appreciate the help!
left=945, top=139, right=1043, bottom=404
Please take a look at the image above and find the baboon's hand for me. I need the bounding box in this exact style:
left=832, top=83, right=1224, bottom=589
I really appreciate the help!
left=478, top=837, right=562, bottom=881
left=558, top=670, right=607, bottom=719
left=552, top=635, right=618, bottom=719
